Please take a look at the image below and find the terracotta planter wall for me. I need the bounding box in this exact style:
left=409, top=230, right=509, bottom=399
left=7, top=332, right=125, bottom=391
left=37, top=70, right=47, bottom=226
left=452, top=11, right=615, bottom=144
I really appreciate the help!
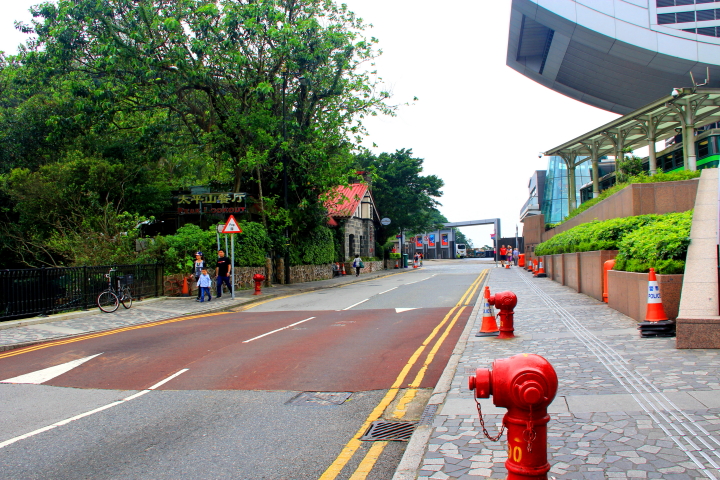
left=578, top=250, right=619, bottom=301
left=551, top=254, right=564, bottom=285
left=563, top=253, right=580, bottom=292
left=607, top=270, right=683, bottom=322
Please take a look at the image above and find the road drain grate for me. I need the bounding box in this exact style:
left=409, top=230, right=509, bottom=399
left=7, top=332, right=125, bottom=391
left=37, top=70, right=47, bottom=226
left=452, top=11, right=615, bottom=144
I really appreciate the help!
left=285, top=392, right=352, bottom=406
left=361, top=421, right=417, bottom=441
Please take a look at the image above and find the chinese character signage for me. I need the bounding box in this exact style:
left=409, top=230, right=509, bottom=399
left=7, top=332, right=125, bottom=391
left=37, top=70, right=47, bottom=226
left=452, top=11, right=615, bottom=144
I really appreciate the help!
left=441, top=233, right=448, bottom=246
left=175, top=192, right=247, bottom=215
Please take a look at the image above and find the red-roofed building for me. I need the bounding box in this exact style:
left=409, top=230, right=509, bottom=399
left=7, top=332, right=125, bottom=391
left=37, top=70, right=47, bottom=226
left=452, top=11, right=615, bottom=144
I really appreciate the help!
left=325, top=182, right=380, bottom=260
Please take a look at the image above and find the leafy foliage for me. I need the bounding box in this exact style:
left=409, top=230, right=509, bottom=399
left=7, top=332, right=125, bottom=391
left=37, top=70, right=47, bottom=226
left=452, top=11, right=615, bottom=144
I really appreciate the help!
left=290, top=225, right=335, bottom=265
left=535, top=211, right=693, bottom=274
left=355, top=148, right=444, bottom=244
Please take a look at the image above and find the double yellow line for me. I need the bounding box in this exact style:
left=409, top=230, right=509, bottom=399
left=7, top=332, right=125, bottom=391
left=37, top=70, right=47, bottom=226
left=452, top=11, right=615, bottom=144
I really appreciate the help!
left=0, top=312, right=227, bottom=360
left=319, top=269, right=488, bottom=480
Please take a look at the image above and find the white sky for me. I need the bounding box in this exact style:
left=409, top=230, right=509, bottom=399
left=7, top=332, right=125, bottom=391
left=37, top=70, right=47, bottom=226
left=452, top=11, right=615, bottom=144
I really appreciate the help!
left=0, top=1, right=620, bottom=247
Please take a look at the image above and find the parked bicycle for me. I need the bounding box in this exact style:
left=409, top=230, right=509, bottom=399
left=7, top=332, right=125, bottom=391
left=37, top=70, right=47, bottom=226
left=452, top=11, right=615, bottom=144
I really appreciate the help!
left=97, top=269, right=133, bottom=313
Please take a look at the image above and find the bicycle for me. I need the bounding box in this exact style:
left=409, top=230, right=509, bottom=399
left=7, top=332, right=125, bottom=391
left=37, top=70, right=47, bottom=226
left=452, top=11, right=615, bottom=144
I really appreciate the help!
left=97, top=269, right=133, bottom=313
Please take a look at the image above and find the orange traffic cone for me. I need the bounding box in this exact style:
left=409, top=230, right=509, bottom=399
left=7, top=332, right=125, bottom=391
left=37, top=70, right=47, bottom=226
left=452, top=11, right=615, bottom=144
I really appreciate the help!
left=394, top=259, right=399, bottom=269
left=341, top=263, right=346, bottom=276
left=532, top=259, right=538, bottom=274
left=644, top=268, right=668, bottom=322
left=181, top=276, right=190, bottom=297
left=534, top=258, right=547, bottom=278
left=638, top=268, right=675, bottom=337
left=476, top=286, right=499, bottom=337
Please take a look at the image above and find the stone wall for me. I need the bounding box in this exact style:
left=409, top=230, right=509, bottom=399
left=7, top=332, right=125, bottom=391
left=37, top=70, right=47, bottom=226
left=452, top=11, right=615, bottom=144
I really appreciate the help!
left=542, top=250, right=619, bottom=301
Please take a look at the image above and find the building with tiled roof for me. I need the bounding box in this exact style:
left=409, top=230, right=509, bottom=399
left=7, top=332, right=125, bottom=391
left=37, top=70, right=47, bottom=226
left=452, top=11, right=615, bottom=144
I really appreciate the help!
left=325, top=183, right=380, bottom=260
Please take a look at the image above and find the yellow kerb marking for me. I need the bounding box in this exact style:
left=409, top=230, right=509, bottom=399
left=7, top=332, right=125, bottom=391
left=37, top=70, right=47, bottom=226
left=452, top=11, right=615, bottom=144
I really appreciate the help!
left=324, top=269, right=488, bottom=480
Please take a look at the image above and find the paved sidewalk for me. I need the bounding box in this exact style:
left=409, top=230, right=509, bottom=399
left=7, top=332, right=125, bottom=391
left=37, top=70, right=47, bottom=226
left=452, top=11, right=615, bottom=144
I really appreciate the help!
left=398, top=266, right=720, bottom=480
left=0, top=266, right=414, bottom=351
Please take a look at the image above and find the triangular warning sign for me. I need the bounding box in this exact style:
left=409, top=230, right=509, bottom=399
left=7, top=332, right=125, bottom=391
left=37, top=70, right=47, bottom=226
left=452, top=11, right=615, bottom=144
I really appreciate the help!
left=221, top=215, right=242, bottom=234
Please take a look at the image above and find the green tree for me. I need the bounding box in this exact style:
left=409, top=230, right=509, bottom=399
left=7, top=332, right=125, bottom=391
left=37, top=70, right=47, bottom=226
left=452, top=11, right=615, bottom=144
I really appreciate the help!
left=356, top=148, right=444, bottom=244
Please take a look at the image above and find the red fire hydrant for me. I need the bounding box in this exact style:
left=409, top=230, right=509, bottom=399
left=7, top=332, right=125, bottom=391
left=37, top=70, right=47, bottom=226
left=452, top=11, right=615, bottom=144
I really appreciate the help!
left=252, top=273, right=265, bottom=295
left=488, top=291, right=517, bottom=339
left=468, top=354, right=558, bottom=480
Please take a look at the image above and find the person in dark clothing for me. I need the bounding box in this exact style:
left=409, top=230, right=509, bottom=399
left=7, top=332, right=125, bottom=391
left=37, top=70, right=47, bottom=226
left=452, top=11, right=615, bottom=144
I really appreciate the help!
left=191, top=251, right=207, bottom=301
left=216, top=249, right=232, bottom=298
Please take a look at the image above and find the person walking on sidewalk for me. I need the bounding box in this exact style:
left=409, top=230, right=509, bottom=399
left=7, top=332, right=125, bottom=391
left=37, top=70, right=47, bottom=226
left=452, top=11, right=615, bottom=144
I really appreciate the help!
left=352, top=254, right=363, bottom=277
left=512, top=247, right=519, bottom=266
left=215, top=249, right=232, bottom=298
left=192, top=251, right=207, bottom=301
left=197, top=268, right=212, bottom=302
left=499, top=245, right=507, bottom=266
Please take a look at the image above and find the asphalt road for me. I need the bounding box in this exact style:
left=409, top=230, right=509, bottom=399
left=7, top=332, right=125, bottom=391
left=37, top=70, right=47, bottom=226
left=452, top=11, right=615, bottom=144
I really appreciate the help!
left=0, top=259, right=491, bottom=480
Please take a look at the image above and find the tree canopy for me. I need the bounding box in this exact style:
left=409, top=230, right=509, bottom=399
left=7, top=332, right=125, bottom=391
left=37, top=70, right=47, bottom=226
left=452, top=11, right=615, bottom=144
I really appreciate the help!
left=356, top=148, right=444, bottom=244
left=0, top=0, right=396, bottom=267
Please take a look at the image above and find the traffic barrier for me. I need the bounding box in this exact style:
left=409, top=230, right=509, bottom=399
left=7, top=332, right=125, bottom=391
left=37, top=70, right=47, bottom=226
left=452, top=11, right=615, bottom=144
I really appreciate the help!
left=534, top=258, right=547, bottom=278
left=468, top=354, right=558, bottom=479
left=602, top=259, right=615, bottom=303
left=476, top=286, right=499, bottom=337
left=638, top=268, right=675, bottom=337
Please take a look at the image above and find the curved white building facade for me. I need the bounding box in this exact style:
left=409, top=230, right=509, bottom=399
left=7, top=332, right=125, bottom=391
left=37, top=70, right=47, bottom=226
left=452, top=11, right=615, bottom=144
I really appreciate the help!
left=508, top=0, right=720, bottom=114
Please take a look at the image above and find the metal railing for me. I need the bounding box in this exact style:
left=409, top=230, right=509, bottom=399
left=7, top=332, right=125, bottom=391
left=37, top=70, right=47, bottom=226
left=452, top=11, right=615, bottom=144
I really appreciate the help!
left=0, top=263, right=163, bottom=321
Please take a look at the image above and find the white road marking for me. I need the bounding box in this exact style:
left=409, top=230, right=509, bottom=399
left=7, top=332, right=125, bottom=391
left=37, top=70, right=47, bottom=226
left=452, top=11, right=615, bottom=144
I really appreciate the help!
left=395, top=308, right=418, bottom=313
left=1, top=353, right=103, bottom=385
left=0, top=369, right=189, bottom=450
left=242, top=317, right=316, bottom=343
left=342, top=299, right=369, bottom=311
left=378, top=287, right=398, bottom=295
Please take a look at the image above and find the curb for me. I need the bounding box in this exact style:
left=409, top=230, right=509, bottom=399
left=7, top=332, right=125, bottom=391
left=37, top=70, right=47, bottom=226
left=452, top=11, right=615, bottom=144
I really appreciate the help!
left=392, top=269, right=490, bottom=480
left=0, top=268, right=415, bottom=352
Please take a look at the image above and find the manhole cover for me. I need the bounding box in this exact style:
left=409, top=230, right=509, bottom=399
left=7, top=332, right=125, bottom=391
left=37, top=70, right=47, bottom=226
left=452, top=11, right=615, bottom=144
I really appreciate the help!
left=285, top=392, right=352, bottom=406
left=361, top=421, right=417, bottom=441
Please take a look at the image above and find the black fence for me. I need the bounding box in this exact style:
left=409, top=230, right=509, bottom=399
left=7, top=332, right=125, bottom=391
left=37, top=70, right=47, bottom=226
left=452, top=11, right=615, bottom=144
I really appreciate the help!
left=0, top=263, right=164, bottom=321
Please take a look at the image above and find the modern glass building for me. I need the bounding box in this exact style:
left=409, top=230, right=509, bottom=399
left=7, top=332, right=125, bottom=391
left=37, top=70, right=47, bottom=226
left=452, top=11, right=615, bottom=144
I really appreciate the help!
left=541, top=156, right=591, bottom=224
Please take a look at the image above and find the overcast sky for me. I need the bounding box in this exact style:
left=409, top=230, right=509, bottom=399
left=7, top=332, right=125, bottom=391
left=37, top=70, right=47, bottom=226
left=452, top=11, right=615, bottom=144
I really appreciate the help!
left=0, top=1, right=620, bottom=247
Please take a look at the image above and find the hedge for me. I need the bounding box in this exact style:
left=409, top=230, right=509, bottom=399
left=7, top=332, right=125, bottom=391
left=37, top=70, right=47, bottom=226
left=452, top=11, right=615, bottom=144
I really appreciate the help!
left=535, top=211, right=692, bottom=274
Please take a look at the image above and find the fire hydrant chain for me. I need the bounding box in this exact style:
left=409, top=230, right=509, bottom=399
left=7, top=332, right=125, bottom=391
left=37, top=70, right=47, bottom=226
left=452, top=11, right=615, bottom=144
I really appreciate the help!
left=475, top=399, right=505, bottom=441
left=523, top=405, right=537, bottom=453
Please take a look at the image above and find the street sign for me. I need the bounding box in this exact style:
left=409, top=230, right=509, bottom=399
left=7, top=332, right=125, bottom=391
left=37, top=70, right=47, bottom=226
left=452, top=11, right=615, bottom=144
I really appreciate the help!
left=221, top=215, right=242, bottom=234
left=381, top=217, right=391, bottom=226
left=216, top=224, right=225, bottom=233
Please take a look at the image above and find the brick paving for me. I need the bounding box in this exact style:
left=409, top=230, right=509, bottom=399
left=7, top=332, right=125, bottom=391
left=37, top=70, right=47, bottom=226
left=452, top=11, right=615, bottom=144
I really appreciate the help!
left=415, top=266, right=720, bottom=480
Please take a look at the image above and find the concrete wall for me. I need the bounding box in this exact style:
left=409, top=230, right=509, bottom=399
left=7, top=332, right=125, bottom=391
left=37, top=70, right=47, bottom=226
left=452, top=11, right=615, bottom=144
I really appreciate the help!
left=677, top=168, right=720, bottom=348
left=608, top=271, right=683, bottom=323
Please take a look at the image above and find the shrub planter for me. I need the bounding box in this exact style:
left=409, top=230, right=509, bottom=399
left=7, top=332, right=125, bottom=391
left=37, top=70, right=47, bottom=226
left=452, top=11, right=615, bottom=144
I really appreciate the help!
left=607, top=270, right=683, bottom=322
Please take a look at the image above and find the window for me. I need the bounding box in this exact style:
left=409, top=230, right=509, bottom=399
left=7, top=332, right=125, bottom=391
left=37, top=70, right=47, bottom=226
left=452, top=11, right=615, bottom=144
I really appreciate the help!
left=657, top=0, right=675, bottom=6
left=676, top=0, right=695, bottom=5
left=698, top=27, right=718, bottom=36
left=676, top=11, right=696, bottom=22
left=663, top=154, right=674, bottom=171
left=697, top=9, right=716, bottom=21
left=658, top=13, right=676, bottom=24
left=674, top=149, right=685, bottom=169
left=698, top=0, right=716, bottom=4
left=698, top=139, right=710, bottom=158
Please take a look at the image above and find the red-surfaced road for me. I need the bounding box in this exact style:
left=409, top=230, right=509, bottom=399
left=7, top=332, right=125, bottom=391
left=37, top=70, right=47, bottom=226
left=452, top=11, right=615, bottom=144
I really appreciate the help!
left=0, top=307, right=470, bottom=392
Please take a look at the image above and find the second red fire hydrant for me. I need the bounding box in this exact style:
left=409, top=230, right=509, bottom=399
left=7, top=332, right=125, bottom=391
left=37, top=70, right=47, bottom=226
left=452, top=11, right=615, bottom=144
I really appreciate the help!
left=469, top=354, right=558, bottom=479
left=252, top=273, right=265, bottom=295
left=488, top=291, right=517, bottom=339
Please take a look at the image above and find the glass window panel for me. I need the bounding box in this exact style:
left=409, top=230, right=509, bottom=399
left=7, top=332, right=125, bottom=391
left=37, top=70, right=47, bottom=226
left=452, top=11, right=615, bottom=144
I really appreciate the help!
left=697, top=9, right=715, bottom=20
left=657, top=0, right=675, bottom=5
left=658, top=13, right=676, bottom=24
left=698, top=139, right=710, bottom=158
left=676, top=0, right=694, bottom=4
left=676, top=11, right=696, bottom=22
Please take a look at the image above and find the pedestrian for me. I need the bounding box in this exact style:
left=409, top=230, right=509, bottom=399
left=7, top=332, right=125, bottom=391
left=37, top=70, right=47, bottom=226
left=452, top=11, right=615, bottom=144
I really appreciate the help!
left=191, top=251, right=207, bottom=301
left=513, top=247, right=520, bottom=266
left=197, top=268, right=212, bottom=302
left=507, top=246, right=514, bottom=266
left=419, top=253, right=423, bottom=266
left=352, top=254, right=363, bottom=277
left=499, top=245, right=506, bottom=266
left=215, top=249, right=232, bottom=298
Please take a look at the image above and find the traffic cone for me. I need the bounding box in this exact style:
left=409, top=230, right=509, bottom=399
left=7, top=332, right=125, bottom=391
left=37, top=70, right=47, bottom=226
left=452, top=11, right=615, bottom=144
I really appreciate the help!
left=342, top=263, right=346, bottom=276
left=394, top=259, right=399, bottom=269
left=534, top=258, right=547, bottom=278
left=181, top=276, right=190, bottom=297
left=639, top=268, right=675, bottom=337
left=532, top=259, right=538, bottom=274
left=476, top=286, right=499, bottom=337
